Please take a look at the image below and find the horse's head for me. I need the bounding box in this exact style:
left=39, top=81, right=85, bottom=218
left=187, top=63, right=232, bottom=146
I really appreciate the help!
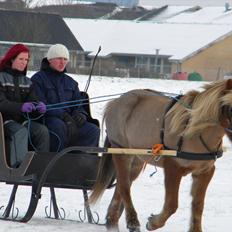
left=168, top=79, right=232, bottom=138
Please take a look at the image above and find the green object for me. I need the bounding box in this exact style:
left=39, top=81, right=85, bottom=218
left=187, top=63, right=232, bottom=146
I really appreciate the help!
left=188, top=72, right=203, bottom=81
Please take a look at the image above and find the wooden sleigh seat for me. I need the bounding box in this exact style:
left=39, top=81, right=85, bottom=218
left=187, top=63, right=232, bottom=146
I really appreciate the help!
left=0, top=92, right=114, bottom=223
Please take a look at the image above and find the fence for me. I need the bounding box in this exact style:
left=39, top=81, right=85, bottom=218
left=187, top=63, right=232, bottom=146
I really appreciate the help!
left=76, top=60, right=172, bottom=79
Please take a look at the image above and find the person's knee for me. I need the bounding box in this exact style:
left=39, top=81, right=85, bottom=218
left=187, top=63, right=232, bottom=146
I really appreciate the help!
left=46, top=118, right=68, bottom=151
left=96, top=126, right=100, bottom=136
left=38, top=124, right=49, bottom=138
left=93, top=127, right=100, bottom=144
left=14, top=126, right=28, bottom=138
left=46, top=118, right=67, bottom=136
left=82, top=123, right=100, bottom=146
left=90, top=124, right=100, bottom=138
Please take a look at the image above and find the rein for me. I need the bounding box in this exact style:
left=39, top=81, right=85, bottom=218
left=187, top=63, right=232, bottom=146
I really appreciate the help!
left=46, top=93, right=123, bottom=111
left=46, top=90, right=189, bottom=112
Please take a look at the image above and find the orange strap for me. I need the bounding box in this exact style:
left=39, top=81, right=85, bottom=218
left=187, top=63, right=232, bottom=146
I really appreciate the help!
left=142, top=143, right=164, bottom=172
left=152, top=144, right=164, bottom=155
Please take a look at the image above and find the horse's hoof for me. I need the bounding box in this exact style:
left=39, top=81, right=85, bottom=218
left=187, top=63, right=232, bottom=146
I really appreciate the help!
left=128, top=228, right=140, bottom=232
left=146, top=214, right=165, bottom=230
left=146, top=222, right=153, bottom=231
left=106, top=227, right=120, bottom=232
left=106, top=223, right=120, bottom=232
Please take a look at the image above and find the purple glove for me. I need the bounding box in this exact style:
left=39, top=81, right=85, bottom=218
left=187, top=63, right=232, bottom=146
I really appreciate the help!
left=36, top=102, right=46, bottom=113
left=21, top=102, right=36, bottom=113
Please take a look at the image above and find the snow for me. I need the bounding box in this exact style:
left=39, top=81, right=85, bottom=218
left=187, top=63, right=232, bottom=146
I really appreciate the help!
left=64, top=18, right=232, bottom=61
left=166, top=6, right=232, bottom=24
left=2, top=74, right=232, bottom=231
left=139, top=0, right=229, bottom=7
left=146, top=6, right=192, bottom=22
left=28, top=0, right=229, bottom=8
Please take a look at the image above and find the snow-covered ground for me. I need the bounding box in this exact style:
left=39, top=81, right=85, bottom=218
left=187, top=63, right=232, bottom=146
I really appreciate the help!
left=139, top=0, right=228, bottom=7
left=1, top=74, right=232, bottom=232
left=27, top=0, right=228, bottom=7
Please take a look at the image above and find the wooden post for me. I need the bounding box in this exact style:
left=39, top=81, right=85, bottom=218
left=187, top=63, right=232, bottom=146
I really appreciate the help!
left=106, top=148, right=176, bottom=156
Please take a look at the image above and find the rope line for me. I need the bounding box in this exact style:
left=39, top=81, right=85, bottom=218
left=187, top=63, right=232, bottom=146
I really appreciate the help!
left=44, top=91, right=189, bottom=112
left=46, top=93, right=124, bottom=110
left=46, top=98, right=120, bottom=111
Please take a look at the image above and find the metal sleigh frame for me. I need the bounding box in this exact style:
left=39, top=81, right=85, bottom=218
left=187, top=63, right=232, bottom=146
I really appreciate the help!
left=0, top=92, right=114, bottom=224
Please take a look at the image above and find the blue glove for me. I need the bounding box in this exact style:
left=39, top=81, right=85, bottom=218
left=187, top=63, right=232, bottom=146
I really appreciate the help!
left=21, top=102, right=36, bottom=113
left=36, top=102, right=46, bottom=113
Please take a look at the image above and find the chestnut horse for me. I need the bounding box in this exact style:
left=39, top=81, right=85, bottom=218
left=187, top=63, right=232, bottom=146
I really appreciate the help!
left=90, top=79, right=232, bottom=232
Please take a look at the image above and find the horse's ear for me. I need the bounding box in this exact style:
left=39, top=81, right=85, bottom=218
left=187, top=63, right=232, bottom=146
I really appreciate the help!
left=225, top=79, right=232, bottom=90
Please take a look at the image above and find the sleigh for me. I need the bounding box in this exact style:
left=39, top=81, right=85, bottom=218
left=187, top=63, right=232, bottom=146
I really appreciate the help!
left=0, top=92, right=115, bottom=224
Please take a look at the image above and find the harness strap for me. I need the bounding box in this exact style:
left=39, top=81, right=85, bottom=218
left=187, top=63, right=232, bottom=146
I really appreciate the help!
left=176, top=150, right=223, bottom=160
left=160, top=95, right=183, bottom=145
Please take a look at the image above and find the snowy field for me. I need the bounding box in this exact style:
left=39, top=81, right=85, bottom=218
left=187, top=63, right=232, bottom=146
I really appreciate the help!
left=139, top=0, right=225, bottom=7
left=1, top=74, right=232, bottom=232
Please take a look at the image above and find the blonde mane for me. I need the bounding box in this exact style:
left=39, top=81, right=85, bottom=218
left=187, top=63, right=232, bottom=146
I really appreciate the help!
left=167, top=80, right=232, bottom=137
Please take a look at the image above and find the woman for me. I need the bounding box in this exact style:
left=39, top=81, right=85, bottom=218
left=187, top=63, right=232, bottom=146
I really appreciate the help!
left=0, top=43, right=49, bottom=167
left=31, top=44, right=100, bottom=152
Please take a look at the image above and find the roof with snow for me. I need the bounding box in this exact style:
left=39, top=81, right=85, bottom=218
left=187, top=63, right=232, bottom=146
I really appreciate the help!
left=65, top=18, right=232, bottom=61
left=0, top=9, right=83, bottom=50
left=144, top=5, right=199, bottom=21
left=165, top=6, right=232, bottom=24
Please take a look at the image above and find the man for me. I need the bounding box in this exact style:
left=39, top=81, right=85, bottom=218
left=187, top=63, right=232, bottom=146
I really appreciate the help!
left=31, top=44, right=100, bottom=152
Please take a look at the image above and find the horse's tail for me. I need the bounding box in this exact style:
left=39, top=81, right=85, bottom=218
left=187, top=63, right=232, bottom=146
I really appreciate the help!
left=89, top=136, right=115, bottom=204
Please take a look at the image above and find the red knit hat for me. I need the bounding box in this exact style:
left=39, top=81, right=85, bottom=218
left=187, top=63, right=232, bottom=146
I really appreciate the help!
left=0, top=43, right=30, bottom=74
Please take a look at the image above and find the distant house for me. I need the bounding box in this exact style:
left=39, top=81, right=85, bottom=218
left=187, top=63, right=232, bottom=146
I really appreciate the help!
left=65, top=18, right=232, bottom=81
left=84, top=0, right=139, bottom=8
left=31, top=2, right=155, bottom=21
left=0, top=9, right=84, bottom=72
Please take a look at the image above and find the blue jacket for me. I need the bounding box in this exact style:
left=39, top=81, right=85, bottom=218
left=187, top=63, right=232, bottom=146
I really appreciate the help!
left=31, top=58, right=86, bottom=119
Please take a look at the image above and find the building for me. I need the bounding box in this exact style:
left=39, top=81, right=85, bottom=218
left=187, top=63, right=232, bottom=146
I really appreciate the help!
left=65, top=17, right=232, bottom=81
left=82, top=0, right=139, bottom=8
left=0, top=9, right=83, bottom=72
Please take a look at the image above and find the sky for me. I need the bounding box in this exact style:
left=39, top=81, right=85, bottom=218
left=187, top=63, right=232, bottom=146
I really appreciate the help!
left=1, top=74, right=232, bottom=232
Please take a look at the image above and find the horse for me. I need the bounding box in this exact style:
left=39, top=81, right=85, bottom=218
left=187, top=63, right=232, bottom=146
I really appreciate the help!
left=90, top=79, right=232, bottom=232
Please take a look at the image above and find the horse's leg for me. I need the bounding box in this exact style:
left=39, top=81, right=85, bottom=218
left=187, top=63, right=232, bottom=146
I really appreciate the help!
left=105, top=184, right=124, bottom=232
left=189, top=166, right=215, bottom=232
left=147, top=159, right=182, bottom=230
left=107, top=155, right=143, bottom=232
left=106, top=158, right=144, bottom=230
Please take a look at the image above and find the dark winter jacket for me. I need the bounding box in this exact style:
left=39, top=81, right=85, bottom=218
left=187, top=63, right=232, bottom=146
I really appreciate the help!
left=31, top=58, right=87, bottom=119
left=0, top=68, right=38, bottom=122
